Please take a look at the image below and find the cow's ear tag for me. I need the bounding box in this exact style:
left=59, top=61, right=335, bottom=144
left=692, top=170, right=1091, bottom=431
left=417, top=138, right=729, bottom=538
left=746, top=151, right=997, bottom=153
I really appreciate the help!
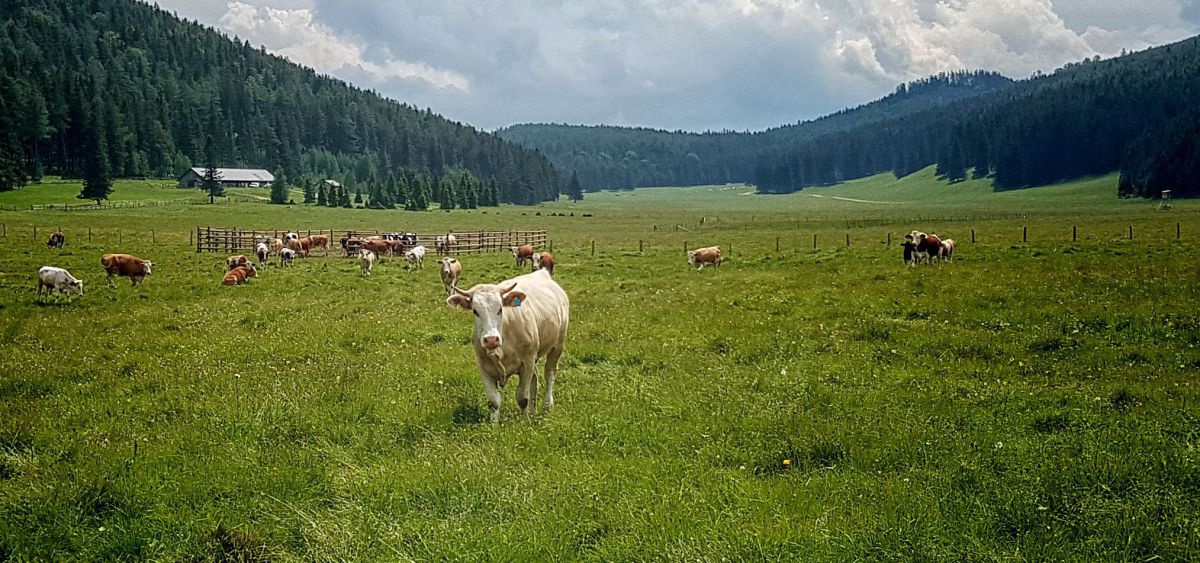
left=513, top=297, right=522, bottom=307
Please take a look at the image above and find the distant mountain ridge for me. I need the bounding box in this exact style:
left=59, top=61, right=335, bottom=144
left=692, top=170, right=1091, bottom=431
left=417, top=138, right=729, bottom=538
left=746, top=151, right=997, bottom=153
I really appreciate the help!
left=0, top=0, right=559, bottom=204
left=502, top=36, right=1200, bottom=199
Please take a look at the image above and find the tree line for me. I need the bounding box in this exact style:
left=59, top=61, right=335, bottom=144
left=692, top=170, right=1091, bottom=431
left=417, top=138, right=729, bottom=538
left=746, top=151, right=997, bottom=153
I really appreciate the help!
left=0, top=0, right=561, bottom=205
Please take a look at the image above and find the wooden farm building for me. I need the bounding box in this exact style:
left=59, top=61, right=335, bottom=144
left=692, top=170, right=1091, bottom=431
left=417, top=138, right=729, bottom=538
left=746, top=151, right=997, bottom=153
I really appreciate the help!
left=178, top=168, right=275, bottom=188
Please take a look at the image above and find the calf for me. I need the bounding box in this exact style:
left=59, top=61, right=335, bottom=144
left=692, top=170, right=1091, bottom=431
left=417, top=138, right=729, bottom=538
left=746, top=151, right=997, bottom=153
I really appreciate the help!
left=440, top=257, right=462, bottom=296
left=101, top=253, right=153, bottom=287
left=309, top=234, right=330, bottom=256
left=511, top=245, right=534, bottom=268
left=285, top=232, right=299, bottom=241
left=47, top=231, right=66, bottom=249
left=36, top=266, right=83, bottom=302
left=358, top=249, right=377, bottom=276
left=268, top=238, right=285, bottom=255
left=279, top=248, right=296, bottom=267
left=361, top=239, right=391, bottom=257
left=222, top=264, right=257, bottom=285
left=939, top=239, right=956, bottom=262
left=405, top=245, right=427, bottom=270
left=533, top=252, right=555, bottom=276
left=436, top=234, right=457, bottom=254
left=255, top=243, right=270, bottom=265
left=227, top=255, right=250, bottom=270
left=687, top=246, right=722, bottom=270
left=287, top=237, right=311, bottom=257
left=901, top=241, right=919, bottom=266
left=447, top=269, right=569, bottom=422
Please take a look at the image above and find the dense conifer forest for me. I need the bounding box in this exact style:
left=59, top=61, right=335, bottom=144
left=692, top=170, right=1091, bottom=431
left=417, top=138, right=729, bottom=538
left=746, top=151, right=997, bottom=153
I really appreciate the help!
left=0, top=0, right=560, bottom=206
left=501, top=38, right=1200, bottom=198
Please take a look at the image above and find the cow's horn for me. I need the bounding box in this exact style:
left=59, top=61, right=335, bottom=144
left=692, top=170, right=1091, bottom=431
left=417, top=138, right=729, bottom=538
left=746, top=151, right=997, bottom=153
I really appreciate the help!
left=499, top=282, right=518, bottom=294
left=452, top=285, right=472, bottom=297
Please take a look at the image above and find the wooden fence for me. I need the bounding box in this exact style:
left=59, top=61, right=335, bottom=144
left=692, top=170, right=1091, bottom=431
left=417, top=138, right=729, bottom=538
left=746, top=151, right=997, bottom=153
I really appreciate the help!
left=194, top=226, right=548, bottom=255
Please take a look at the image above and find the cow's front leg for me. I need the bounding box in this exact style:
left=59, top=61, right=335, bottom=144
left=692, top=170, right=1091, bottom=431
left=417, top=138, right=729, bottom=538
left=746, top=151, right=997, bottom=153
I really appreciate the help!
left=482, top=373, right=502, bottom=423
left=106, top=273, right=115, bottom=288
left=516, top=363, right=536, bottom=416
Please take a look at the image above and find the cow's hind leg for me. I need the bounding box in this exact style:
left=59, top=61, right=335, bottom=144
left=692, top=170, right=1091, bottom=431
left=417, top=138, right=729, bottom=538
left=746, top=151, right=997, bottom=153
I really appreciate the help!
left=543, top=347, right=562, bottom=410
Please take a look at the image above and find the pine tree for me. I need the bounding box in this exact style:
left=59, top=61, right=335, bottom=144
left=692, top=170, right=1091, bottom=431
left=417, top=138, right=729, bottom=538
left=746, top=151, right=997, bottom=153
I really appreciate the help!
left=317, top=184, right=328, bottom=206
left=339, top=186, right=351, bottom=208
left=201, top=136, right=224, bottom=204
left=566, top=170, right=584, bottom=201
left=354, top=186, right=363, bottom=204
left=269, top=168, right=288, bottom=204
left=303, top=180, right=316, bottom=204
left=78, top=112, right=113, bottom=204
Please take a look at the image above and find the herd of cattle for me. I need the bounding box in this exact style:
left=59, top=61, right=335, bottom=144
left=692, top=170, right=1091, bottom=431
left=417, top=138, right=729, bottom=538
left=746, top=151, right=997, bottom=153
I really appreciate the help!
left=31, top=226, right=957, bottom=420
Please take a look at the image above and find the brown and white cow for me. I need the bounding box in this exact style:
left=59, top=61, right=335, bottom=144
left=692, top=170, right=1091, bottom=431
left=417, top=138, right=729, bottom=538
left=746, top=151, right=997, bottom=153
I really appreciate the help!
left=36, top=266, right=83, bottom=301
left=532, top=252, right=555, bottom=276
left=914, top=232, right=943, bottom=265
left=687, top=246, right=722, bottom=270
left=47, top=231, right=65, bottom=249
left=440, top=257, right=462, bottom=296
left=436, top=234, right=457, bottom=254
left=287, top=237, right=311, bottom=257
left=511, top=245, right=534, bottom=268
left=255, top=243, right=270, bottom=265
left=360, top=239, right=391, bottom=257
left=939, top=239, right=956, bottom=262
left=227, top=255, right=250, bottom=271
left=222, top=264, right=257, bottom=285
left=268, top=238, right=285, bottom=255
left=447, top=269, right=569, bottom=423
left=101, top=253, right=153, bottom=287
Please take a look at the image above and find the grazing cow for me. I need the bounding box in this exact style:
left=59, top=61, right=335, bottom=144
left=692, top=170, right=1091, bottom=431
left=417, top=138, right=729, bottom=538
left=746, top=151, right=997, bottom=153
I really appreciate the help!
left=309, top=234, right=330, bottom=255
left=361, top=239, right=391, bottom=257
left=358, top=249, right=377, bottom=276
left=285, top=232, right=299, bottom=241
left=533, top=252, right=555, bottom=276
left=101, top=253, right=153, bottom=287
left=287, top=237, right=311, bottom=257
left=341, top=237, right=364, bottom=257
left=255, top=243, right=270, bottom=265
left=405, top=245, right=427, bottom=270
left=47, top=231, right=65, bottom=249
left=939, top=239, right=956, bottom=262
left=687, top=246, right=722, bottom=270
left=268, top=238, right=285, bottom=255
left=447, top=269, right=569, bottom=422
left=440, top=257, right=462, bottom=296
left=388, top=240, right=407, bottom=256
left=227, top=255, right=250, bottom=271
left=222, top=264, right=257, bottom=285
left=511, top=245, right=534, bottom=268
left=436, top=234, right=457, bottom=254
left=279, top=248, right=296, bottom=267
left=36, top=266, right=83, bottom=302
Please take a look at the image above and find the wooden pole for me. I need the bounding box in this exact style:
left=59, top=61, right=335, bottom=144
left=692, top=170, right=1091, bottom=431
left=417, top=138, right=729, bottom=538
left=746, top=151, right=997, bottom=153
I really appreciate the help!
left=591, top=240, right=595, bottom=256
left=813, top=234, right=817, bottom=250
left=845, top=233, right=850, bottom=247
left=971, top=229, right=975, bottom=244
left=684, top=241, right=688, bottom=254
left=1073, top=225, right=1077, bottom=242
left=1129, top=225, right=1133, bottom=240
left=189, top=229, right=193, bottom=247
left=886, top=233, right=890, bottom=246
left=775, top=237, right=780, bottom=252
left=1022, top=225, right=1027, bottom=243
left=33, top=226, right=36, bottom=242
left=152, top=230, right=156, bottom=243
left=639, top=240, right=643, bottom=253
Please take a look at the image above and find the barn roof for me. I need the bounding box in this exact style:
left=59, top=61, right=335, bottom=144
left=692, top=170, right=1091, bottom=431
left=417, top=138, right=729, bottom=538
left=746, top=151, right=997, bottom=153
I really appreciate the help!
left=185, top=168, right=275, bottom=182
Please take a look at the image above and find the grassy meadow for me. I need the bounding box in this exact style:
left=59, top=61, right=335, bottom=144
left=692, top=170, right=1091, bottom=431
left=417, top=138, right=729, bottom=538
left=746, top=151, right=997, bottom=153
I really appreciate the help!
left=0, top=169, right=1198, bottom=560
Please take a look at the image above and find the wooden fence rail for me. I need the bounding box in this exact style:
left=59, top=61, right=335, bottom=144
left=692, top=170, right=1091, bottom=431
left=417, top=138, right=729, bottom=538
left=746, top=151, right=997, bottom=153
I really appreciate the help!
left=195, top=226, right=548, bottom=256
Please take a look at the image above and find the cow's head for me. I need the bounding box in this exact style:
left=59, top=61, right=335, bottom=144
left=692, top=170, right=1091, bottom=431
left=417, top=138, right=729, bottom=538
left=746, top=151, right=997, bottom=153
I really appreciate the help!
left=448, top=282, right=526, bottom=352
left=69, top=278, right=84, bottom=296
left=533, top=253, right=544, bottom=269
left=142, top=261, right=154, bottom=275
left=509, top=246, right=520, bottom=257
left=441, top=258, right=457, bottom=273
left=687, top=251, right=697, bottom=267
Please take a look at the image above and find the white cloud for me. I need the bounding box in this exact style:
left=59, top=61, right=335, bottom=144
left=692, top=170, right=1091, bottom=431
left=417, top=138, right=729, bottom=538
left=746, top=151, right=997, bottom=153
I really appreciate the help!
left=150, top=0, right=1198, bottom=131
left=217, top=2, right=469, bottom=91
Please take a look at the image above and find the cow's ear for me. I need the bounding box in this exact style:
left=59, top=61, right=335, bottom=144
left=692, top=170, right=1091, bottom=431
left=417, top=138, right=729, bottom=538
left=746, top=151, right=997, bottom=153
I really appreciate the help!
left=447, top=294, right=471, bottom=310
left=502, top=290, right=526, bottom=307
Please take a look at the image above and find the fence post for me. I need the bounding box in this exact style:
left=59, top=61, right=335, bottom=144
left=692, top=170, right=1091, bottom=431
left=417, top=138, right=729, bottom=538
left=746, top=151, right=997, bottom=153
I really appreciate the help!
left=152, top=230, right=156, bottom=243
left=639, top=240, right=643, bottom=253
left=886, top=233, right=890, bottom=246
left=845, top=233, right=850, bottom=247
left=684, top=241, right=688, bottom=254
left=591, top=240, right=595, bottom=256
left=776, top=237, right=780, bottom=252
left=971, top=229, right=975, bottom=244
left=549, top=240, right=553, bottom=253
left=33, top=226, right=36, bottom=242
left=189, top=229, right=193, bottom=247
left=1129, top=225, right=1133, bottom=240
left=813, top=234, right=817, bottom=250
left=1073, top=225, right=1077, bottom=242
left=1022, top=225, right=1027, bottom=243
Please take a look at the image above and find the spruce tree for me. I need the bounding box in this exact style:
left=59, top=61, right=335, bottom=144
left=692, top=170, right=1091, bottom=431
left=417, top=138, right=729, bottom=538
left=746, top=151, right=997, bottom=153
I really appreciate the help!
left=302, top=179, right=316, bottom=204
left=354, top=186, right=363, bottom=204
left=566, top=170, right=584, bottom=201
left=317, top=184, right=328, bottom=206
left=78, top=112, right=113, bottom=204
left=269, top=168, right=288, bottom=204
left=201, top=136, right=223, bottom=204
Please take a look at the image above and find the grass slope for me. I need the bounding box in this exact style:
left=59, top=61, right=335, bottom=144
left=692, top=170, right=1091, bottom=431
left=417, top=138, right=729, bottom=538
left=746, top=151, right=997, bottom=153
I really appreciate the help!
left=0, top=171, right=1197, bottom=560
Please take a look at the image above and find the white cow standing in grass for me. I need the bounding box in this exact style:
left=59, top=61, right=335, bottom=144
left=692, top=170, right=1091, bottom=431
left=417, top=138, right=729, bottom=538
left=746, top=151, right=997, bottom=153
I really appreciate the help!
left=440, top=257, right=462, bottom=296
left=36, top=266, right=84, bottom=302
left=358, top=249, right=376, bottom=276
left=448, top=269, right=569, bottom=423
left=405, top=245, right=427, bottom=270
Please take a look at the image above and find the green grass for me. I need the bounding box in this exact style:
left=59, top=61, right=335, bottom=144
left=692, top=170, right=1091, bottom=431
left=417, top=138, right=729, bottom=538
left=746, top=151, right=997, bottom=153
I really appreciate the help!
left=0, top=169, right=1198, bottom=560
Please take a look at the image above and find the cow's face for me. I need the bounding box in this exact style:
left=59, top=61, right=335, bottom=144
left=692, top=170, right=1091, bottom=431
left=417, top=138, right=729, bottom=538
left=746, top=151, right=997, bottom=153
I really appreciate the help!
left=687, top=251, right=697, bottom=266
left=448, top=283, right=526, bottom=352
left=142, top=261, right=153, bottom=275
left=70, top=279, right=84, bottom=296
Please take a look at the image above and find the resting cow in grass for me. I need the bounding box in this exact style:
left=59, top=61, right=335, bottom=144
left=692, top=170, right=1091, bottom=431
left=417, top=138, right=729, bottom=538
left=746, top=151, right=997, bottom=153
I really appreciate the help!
left=101, top=253, right=153, bottom=287
left=222, top=264, right=257, bottom=285
left=448, top=269, right=569, bottom=423
left=227, top=255, right=250, bottom=270
left=36, top=266, right=83, bottom=302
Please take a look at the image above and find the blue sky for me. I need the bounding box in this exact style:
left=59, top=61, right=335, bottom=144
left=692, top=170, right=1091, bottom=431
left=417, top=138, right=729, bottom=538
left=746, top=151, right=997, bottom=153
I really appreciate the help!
left=151, top=0, right=1199, bottom=132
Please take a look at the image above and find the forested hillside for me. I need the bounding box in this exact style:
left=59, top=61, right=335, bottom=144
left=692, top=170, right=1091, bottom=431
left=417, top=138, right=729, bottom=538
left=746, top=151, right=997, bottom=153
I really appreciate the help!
left=0, top=0, right=559, bottom=204
left=503, top=37, right=1200, bottom=198
left=498, top=71, right=1012, bottom=191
